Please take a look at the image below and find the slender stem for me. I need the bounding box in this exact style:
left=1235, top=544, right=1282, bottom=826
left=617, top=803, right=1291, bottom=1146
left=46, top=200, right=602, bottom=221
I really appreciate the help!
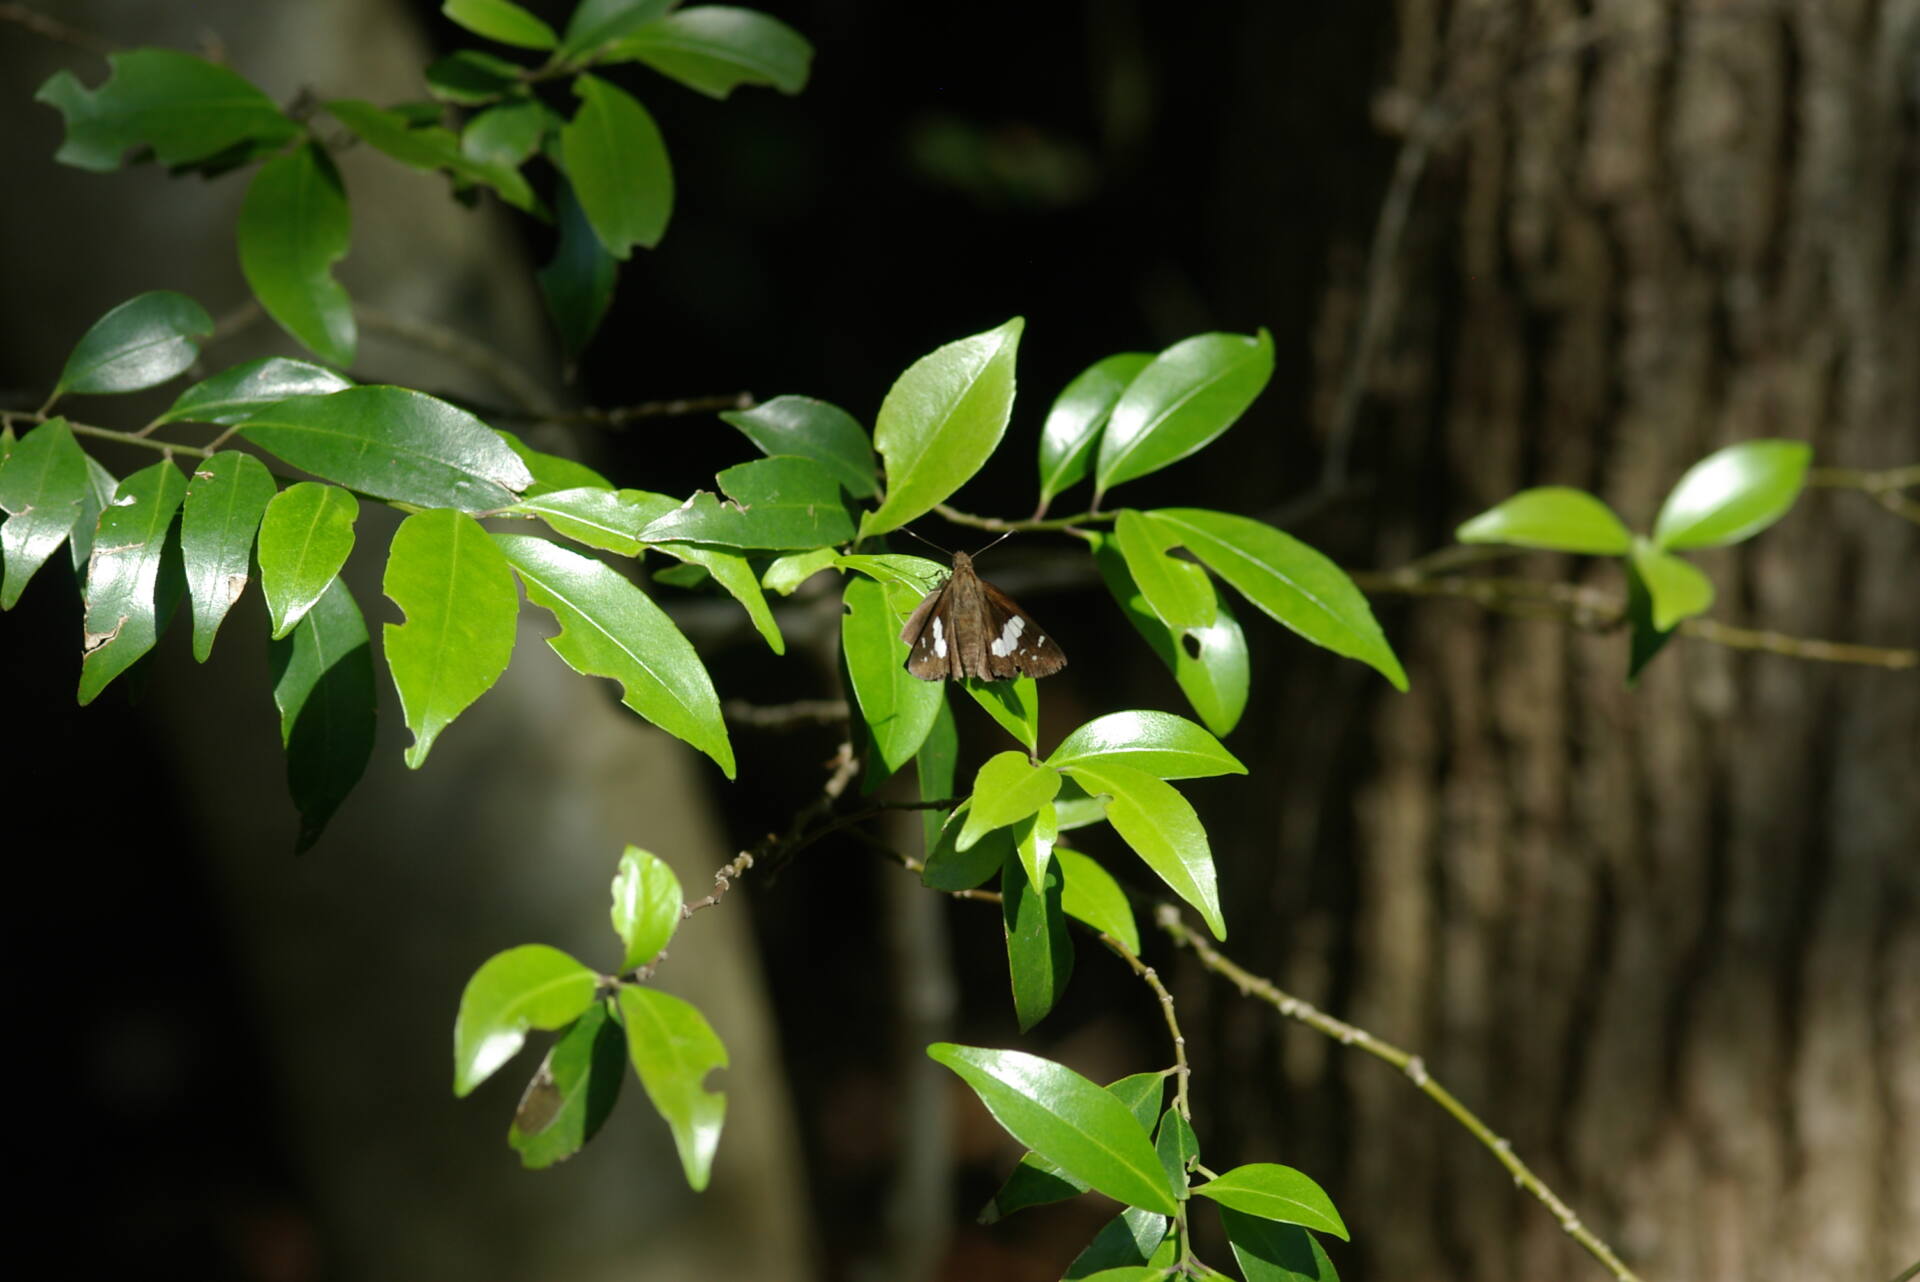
left=721, top=698, right=850, bottom=729
left=933, top=502, right=1116, bottom=533
left=1102, top=931, right=1192, bottom=1122
left=0, top=1, right=118, bottom=53
left=462, top=392, right=756, bottom=428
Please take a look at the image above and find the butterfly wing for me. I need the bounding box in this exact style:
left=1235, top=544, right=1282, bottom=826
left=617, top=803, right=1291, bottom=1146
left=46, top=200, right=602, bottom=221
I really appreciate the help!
left=979, top=579, right=1067, bottom=680
left=901, top=577, right=956, bottom=680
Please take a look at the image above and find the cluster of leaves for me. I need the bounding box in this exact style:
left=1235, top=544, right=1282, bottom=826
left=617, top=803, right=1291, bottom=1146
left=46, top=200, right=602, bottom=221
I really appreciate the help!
left=35, top=0, right=812, bottom=363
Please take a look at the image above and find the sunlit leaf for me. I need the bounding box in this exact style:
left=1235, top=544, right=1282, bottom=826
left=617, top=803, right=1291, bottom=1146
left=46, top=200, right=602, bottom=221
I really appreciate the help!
left=982, top=1074, right=1164, bottom=1223
left=498, top=428, right=611, bottom=497
left=560, top=74, right=672, bottom=257
left=158, top=358, right=353, bottom=426
left=762, top=546, right=839, bottom=595
left=1057, top=848, right=1138, bottom=954
left=1062, top=1209, right=1175, bottom=1279
left=1455, top=486, right=1632, bottom=554
left=1061, top=760, right=1223, bottom=940
left=959, top=675, right=1040, bottom=752
left=610, top=846, right=683, bottom=970
left=1091, top=532, right=1248, bottom=736
left=258, top=482, right=358, bottom=639
left=453, top=944, right=599, bottom=1096
left=0, top=418, right=90, bottom=610
left=1003, top=852, right=1071, bottom=1031
left=560, top=0, right=679, bottom=59
left=959, top=751, right=1061, bottom=852
left=443, top=0, right=558, bottom=48
left=325, top=99, right=537, bottom=212
left=723, top=396, right=877, bottom=498
left=1038, top=352, right=1151, bottom=508
left=840, top=573, right=943, bottom=781
left=920, top=806, right=1013, bottom=892
left=238, top=142, right=356, bottom=367
left=639, top=456, right=855, bottom=549
left=1096, top=330, right=1274, bottom=497
left=78, top=460, right=186, bottom=705
left=618, top=986, right=728, bottom=1191
left=1192, top=1164, right=1347, bottom=1240
left=1049, top=709, right=1246, bottom=780
left=1652, top=439, right=1812, bottom=550
left=1628, top=537, right=1713, bottom=632
left=52, top=291, right=213, bottom=399
left=180, top=451, right=275, bottom=660
left=1114, top=507, right=1215, bottom=632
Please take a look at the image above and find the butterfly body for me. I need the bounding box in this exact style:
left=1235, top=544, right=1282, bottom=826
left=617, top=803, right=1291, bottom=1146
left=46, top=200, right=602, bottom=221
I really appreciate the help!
left=900, top=551, right=1067, bottom=682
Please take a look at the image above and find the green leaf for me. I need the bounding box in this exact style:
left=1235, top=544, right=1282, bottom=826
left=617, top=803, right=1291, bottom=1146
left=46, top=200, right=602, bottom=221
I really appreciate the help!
left=834, top=551, right=943, bottom=594
left=1653, top=439, right=1812, bottom=550
left=639, top=456, right=855, bottom=549
left=1038, top=352, right=1152, bottom=508
left=496, top=533, right=736, bottom=777
left=561, top=0, right=680, bottom=59
left=157, top=358, right=353, bottom=426
left=1095, top=330, right=1274, bottom=497
left=1154, top=1108, right=1198, bottom=1194
left=77, top=460, right=187, bottom=704
left=1115, top=508, right=1215, bottom=632
left=180, top=451, right=276, bottom=660
left=663, top=543, right=785, bottom=653
left=1455, top=486, right=1632, bottom=554
left=35, top=49, right=296, bottom=172
left=383, top=511, right=519, bottom=768
left=723, top=396, right=878, bottom=499
left=1057, top=849, right=1139, bottom=954
left=443, top=0, right=558, bottom=48
left=1003, top=853, right=1072, bottom=1031
left=453, top=944, right=599, bottom=1096
left=862, top=317, right=1024, bottom=538
left=960, top=750, right=1061, bottom=852
left=1628, top=537, right=1714, bottom=632
left=915, top=694, right=960, bottom=853
left=1015, top=803, right=1060, bottom=901
left=238, top=142, right=356, bottom=368
left=617, top=986, right=728, bottom=1191
left=52, top=291, right=213, bottom=399
left=324, top=99, right=536, bottom=213
left=927, top=1044, right=1178, bottom=1215
left=237, top=386, right=532, bottom=510
left=1622, top=553, right=1674, bottom=684
left=1092, top=532, right=1248, bottom=736
left=840, top=574, right=944, bottom=780
left=1049, top=710, right=1246, bottom=780
left=762, top=546, right=839, bottom=595
left=960, top=675, right=1040, bottom=752
left=560, top=74, right=672, bottom=258
left=498, top=428, right=611, bottom=497
left=462, top=100, right=552, bottom=170
left=69, top=456, right=119, bottom=577
left=611, top=846, right=683, bottom=970
left=923, top=809, right=1014, bottom=891
left=1062, top=760, right=1223, bottom=940
left=1074, top=1269, right=1163, bottom=1282
left=504, top=485, right=674, bottom=555
left=425, top=49, right=528, bottom=104
left=1192, top=1164, right=1347, bottom=1240
left=539, top=175, right=620, bottom=361
left=269, top=578, right=376, bottom=850
left=0, top=419, right=90, bottom=610
left=983, top=1074, right=1166, bottom=1224
left=1052, top=775, right=1110, bottom=832
left=1219, top=1208, right=1340, bottom=1282
left=610, top=6, right=814, bottom=98
left=509, top=1000, right=626, bottom=1170
left=1063, top=1208, right=1174, bottom=1279
left=258, top=482, right=359, bottom=639
left=1150, top=508, right=1407, bottom=691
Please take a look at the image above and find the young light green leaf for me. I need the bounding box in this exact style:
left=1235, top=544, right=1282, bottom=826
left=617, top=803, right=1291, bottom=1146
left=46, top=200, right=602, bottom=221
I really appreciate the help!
left=960, top=751, right=1062, bottom=852
left=560, top=0, right=679, bottom=58
left=723, top=396, right=878, bottom=498
left=1192, top=1164, right=1348, bottom=1240
left=1154, top=1108, right=1198, bottom=1194
left=1455, top=485, right=1632, bottom=554
left=78, top=460, right=186, bottom=704
left=539, top=175, right=620, bottom=361
left=1049, top=710, right=1246, bottom=780
left=443, top=0, right=558, bottom=48
left=959, top=675, right=1041, bottom=752
left=1015, top=803, right=1060, bottom=899
left=383, top=511, right=518, bottom=768
left=461, top=100, right=551, bottom=170
left=1063, top=1208, right=1175, bottom=1279
left=927, top=1044, right=1178, bottom=1215
left=1095, top=330, right=1274, bottom=498
left=425, top=49, right=528, bottom=104
left=664, top=544, right=784, bottom=653
left=611, top=846, right=683, bottom=970
left=1653, top=439, right=1812, bottom=550
left=617, top=986, right=728, bottom=1191
left=504, top=485, right=675, bottom=555
left=52, top=291, right=213, bottom=399
left=157, top=357, right=353, bottom=426
left=1039, top=352, right=1152, bottom=508
left=1053, top=775, right=1110, bottom=832
left=840, top=574, right=944, bottom=780
left=1115, top=507, right=1216, bottom=632
left=270, top=578, right=376, bottom=851
left=180, top=451, right=275, bottom=660
left=1062, top=760, right=1224, bottom=940
left=1151, top=508, right=1407, bottom=691
left=982, top=1073, right=1165, bottom=1223
left=763, top=546, right=839, bottom=595
left=610, top=6, right=814, bottom=98
left=509, top=999, right=626, bottom=1170
left=862, top=317, right=1024, bottom=538
left=1629, top=537, right=1714, bottom=632
left=497, top=427, right=613, bottom=498
left=496, top=533, right=736, bottom=777
left=238, top=386, right=533, bottom=509
left=639, top=455, right=855, bottom=549
left=1219, top=1208, right=1341, bottom=1282
left=259, top=482, right=358, bottom=639
left=0, top=418, right=90, bottom=610
left=921, top=806, right=1014, bottom=892
left=239, top=142, right=356, bottom=368
left=1074, top=1268, right=1162, bottom=1282
left=1092, top=532, right=1248, bottom=736
left=1057, top=849, right=1139, bottom=954
left=1003, top=853, right=1071, bottom=1031
left=453, top=944, right=599, bottom=1096
left=35, top=49, right=297, bottom=172
left=560, top=74, right=672, bottom=258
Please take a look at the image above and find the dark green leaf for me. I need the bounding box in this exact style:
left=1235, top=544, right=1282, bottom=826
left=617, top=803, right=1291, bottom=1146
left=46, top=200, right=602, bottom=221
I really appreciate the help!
left=180, top=451, right=276, bottom=660
left=960, top=675, right=1040, bottom=752
left=921, top=808, right=1013, bottom=892
left=1629, top=536, right=1713, bottom=632
left=560, top=0, right=679, bottom=58
left=960, top=750, right=1061, bottom=852
left=560, top=74, right=672, bottom=257
left=617, top=986, right=728, bottom=1191
left=35, top=49, right=297, bottom=172
left=1192, top=1164, right=1347, bottom=1239
left=69, top=456, right=119, bottom=576
left=1092, top=532, right=1248, bottom=736
left=53, top=291, right=213, bottom=399
left=509, top=999, right=626, bottom=1169
left=505, top=485, right=675, bottom=555
left=1003, top=854, right=1072, bottom=1031
left=610, top=6, right=814, bottom=98
left=723, top=396, right=877, bottom=499
left=453, top=944, right=599, bottom=1096
left=258, top=482, right=358, bottom=639
left=1038, top=352, right=1152, bottom=508
left=462, top=100, right=551, bottom=169
left=1455, top=486, right=1632, bottom=554
left=1154, top=1108, right=1197, bottom=1194
left=324, top=99, right=536, bottom=212
left=915, top=694, right=959, bottom=852
left=424, top=49, right=528, bottom=104
left=1057, top=849, right=1139, bottom=954
left=1095, top=330, right=1274, bottom=497
left=269, top=577, right=376, bottom=850
left=539, top=175, right=620, bottom=360
left=1061, top=760, right=1223, bottom=940
left=1652, top=439, right=1812, bottom=550
left=497, top=428, right=612, bottom=497
left=443, top=0, right=558, bottom=49
left=1049, top=710, right=1246, bottom=780
left=639, top=455, right=855, bottom=549
left=840, top=573, right=943, bottom=781
left=0, top=419, right=90, bottom=610
left=1623, top=553, right=1674, bottom=684
left=78, top=460, right=186, bottom=704
left=610, top=846, right=682, bottom=970
left=238, top=143, right=356, bottom=368
left=157, top=358, right=353, bottom=426
left=1219, top=1208, right=1340, bottom=1282
left=1063, top=1208, right=1174, bottom=1279
left=1114, top=507, right=1215, bottom=632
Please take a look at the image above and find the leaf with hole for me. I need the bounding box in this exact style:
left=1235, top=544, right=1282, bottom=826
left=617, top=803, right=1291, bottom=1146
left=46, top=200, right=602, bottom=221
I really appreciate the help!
left=36, top=50, right=297, bottom=172
left=78, top=460, right=186, bottom=705
left=618, top=986, right=728, bottom=1191
left=1092, top=531, right=1249, bottom=736
left=180, top=451, right=276, bottom=660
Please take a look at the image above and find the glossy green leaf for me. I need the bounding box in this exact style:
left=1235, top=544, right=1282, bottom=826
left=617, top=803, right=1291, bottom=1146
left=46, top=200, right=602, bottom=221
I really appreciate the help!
left=269, top=577, right=376, bottom=851
left=618, top=986, right=728, bottom=1191
left=1220, top=1208, right=1340, bottom=1282
left=324, top=99, right=536, bottom=212
left=179, top=451, right=275, bottom=660
left=1052, top=776, right=1110, bottom=832
left=1455, top=486, right=1632, bottom=554
left=1653, top=439, right=1812, bottom=550
left=723, top=396, right=878, bottom=498
left=496, top=533, right=735, bottom=777
left=1629, top=537, right=1714, bottom=632
left=69, top=456, right=119, bottom=577
left=1057, top=849, right=1139, bottom=954
left=1154, top=1108, right=1198, bottom=1194
left=383, top=511, right=518, bottom=768
left=1063, top=1208, right=1175, bottom=1279
left=1623, top=553, right=1674, bottom=684
left=1015, top=803, right=1060, bottom=899
left=560, top=0, right=679, bottom=58
left=158, top=358, right=354, bottom=426
left=239, top=142, right=356, bottom=368
left=762, top=546, right=839, bottom=595
left=424, top=49, right=527, bottom=104
left=611, top=846, right=683, bottom=970
left=611, top=6, right=814, bottom=98
left=77, top=460, right=186, bottom=704
left=1115, top=507, right=1215, bottom=632
left=1095, top=330, right=1274, bottom=497
left=983, top=1074, right=1164, bottom=1223
left=498, top=428, right=612, bottom=497
left=508, top=999, right=626, bottom=1169
left=862, top=317, right=1024, bottom=538
left=443, top=0, right=558, bottom=48
left=52, top=291, right=213, bottom=399
left=462, top=100, right=551, bottom=169
left=1193, top=1164, right=1347, bottom=1239
left=921, top=805, right=1014, bottom=891
left=258, top=482, right=358, bottom=639
left=915, top=694, right=960, bottom=852
left=834, top=551, right=943, bottom=594
left=840, top=574, right=943, bottom=780
left=1092, top=532, right=1248, bottom=736
left=453, top=944, right=598, bottom=1096
left=505, top=485, right=672, bottom=555
left=960, top=675, right=1040, bottom=752
left=237, top=386, right=532, bottom=510
left=560, top=74, right=672, bottom=257
left=960, top=751, right=1061, bottom=852
left=1003, top=853, right=1071, bottom=1031
left=639, top=456, right=855, bottom=549
left=539, top=175, right=620, bottom=361
left=1049, top=710, right=1246, bottom=780
left=0, top=419, right=90, bottom=610
left=1151, top=508, right=1407, bottom=691
left=1063, top=760, right=1223, bottom=940
left=664, top=543, right=785, bottom=653
left=35, top=49, right=297, bottom=172
left=1039, top=352, right=1152, bottom=508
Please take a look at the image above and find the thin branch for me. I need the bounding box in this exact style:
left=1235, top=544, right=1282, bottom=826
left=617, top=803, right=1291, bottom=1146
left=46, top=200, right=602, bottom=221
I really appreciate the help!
left=354, top=305, right=549, bottom=413
left=722, top=698, right=850, bottom=729
left=0, top=1, right=118, bottom=54
left=1806, top=464, right=1920, bottom=525
left=463, top=392, right=756, bottom=428
left=932, top=502, right=1115, bottom=534
left=1101, top=931, right=1192, bottom=1123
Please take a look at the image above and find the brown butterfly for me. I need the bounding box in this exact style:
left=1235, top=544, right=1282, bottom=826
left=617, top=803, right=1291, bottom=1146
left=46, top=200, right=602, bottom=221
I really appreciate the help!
left=900, top=551, right=1067, bottom=682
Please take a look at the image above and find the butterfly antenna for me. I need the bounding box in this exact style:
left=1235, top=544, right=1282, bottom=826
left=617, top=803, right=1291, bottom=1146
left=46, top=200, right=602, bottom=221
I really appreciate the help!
left=968, top=529, right=1015, bottom=560
left=899, top=526, right=953, bottom=557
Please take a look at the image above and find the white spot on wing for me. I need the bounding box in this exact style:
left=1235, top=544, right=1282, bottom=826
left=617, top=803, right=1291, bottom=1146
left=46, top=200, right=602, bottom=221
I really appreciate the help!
left=932, top=615, right=947, bottom=659
left=990, top=614, right=1026, bottom=658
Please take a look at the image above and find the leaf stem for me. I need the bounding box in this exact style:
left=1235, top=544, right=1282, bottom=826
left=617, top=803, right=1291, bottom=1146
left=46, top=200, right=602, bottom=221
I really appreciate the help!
left=933, top=502, right=1116, bottom=534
